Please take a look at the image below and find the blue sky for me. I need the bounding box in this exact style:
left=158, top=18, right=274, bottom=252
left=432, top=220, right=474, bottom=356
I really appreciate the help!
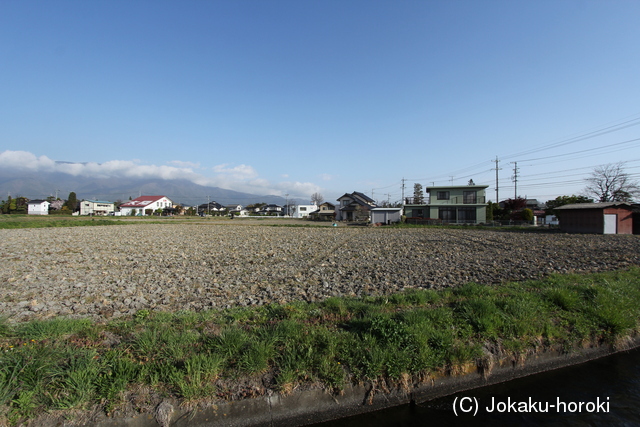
left=2, top=0, right=640, bottom=203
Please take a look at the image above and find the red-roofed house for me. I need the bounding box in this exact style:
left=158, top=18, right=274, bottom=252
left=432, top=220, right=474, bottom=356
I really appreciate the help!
left=119, top=196, right=173, bottom=216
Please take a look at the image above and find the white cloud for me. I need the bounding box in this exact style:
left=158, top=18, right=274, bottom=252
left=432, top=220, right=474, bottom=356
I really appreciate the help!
left=0, top=150, right=56, bottom=171
left=167, top=160, right=200, bottom=169
left=0, top=150, right=323, bottom=199
left=212, top=163, right=259, bottom=180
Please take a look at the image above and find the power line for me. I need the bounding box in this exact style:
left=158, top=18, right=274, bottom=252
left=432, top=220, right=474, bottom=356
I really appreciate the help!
left=500, top=113, right=640, bottom=161
left=518, top=137, right=640, bottom=163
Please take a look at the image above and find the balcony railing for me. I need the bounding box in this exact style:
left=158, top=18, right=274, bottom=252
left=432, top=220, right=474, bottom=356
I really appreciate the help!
left=404, top=196, right=486, bottom=205
left=404, top=197, right=427, bottom=204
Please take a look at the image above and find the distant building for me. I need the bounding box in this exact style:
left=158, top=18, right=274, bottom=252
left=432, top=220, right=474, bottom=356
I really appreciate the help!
left=371, top=207, right=402, bottom=225
left=335, top=192, right=377, bottom=221
left=258, top=204, right=283, bottom=215
left=555, top=202, right=634, bottom=234
left=309, top=202, right=336, bottom=221
left=289, top=202, right=317, bottom=218
left=404, top=184, right=489, bottom=224
left=27, top=200, right=50, bottom=215
left=80, top=200, right=115, bottom=216
left=119, top=196, right=173, bottom=216
left=197, top=201, right=224, bottom=215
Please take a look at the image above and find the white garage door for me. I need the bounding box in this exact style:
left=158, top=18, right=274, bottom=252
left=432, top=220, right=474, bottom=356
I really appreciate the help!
left=604, top=214, right=617, bottom=234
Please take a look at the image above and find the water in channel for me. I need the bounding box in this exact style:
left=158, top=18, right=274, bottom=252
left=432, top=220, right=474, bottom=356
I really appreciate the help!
left=311, top=346, right=640, bottom=426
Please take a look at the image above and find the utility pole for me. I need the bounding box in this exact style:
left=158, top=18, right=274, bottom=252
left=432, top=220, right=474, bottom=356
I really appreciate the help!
left=510, top=162, right=519, bottom=199
left=449, top=176, right=454, bottom=185
left=285, top=193, right=289, bottom=217
left=401, top=178, right=406, bottom=204
left=491, top=156, right=501, bottom=203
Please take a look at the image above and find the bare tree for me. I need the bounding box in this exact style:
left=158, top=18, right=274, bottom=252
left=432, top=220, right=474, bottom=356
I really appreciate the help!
left=286, top=199, right=298, bottom=216
left=311, top=192, right=324, bottom=205
left=583, top=162, right=639, bottom=202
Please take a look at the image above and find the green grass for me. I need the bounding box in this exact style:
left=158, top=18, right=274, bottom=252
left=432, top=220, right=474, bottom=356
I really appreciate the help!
left=1, top=268, right=640, bottom=424
left=0, top=215, right=130, bottom=229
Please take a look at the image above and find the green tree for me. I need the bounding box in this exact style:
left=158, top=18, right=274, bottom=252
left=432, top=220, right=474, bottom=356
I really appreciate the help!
left=499, top=198, right=527, bottom=220
left=486, top=201, right=495, bottom=221
left=14, top=197, right=28, bottom=214
left=1, top=196, right=11, bottom=214
left=65, top=192, right=78, bottom=212
left=413, top=183, right=424, bottom=204
left=544, top=195, right=593, bottom=215
left=521, top=208, right=534, bottom=222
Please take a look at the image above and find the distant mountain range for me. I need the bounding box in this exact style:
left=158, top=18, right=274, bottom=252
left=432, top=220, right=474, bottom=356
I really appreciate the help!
left=0, top=171, right=294, bottom=206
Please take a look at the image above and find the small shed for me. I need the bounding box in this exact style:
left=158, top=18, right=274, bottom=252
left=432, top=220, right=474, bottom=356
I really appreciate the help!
left=555, top=202, right=633, bottom=234
left=370, top=208, right=402, bottom=225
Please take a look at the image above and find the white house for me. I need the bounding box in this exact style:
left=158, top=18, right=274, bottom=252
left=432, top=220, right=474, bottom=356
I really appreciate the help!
left=290, top=202, right=318, bottom=219
left=80, top=200, right=115, bottom=216
left=119, top=196, right=173, bottom=216
left=27, top=200, right=50, bottom=215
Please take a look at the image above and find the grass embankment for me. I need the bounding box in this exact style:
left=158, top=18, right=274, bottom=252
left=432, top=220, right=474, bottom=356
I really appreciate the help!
left=2, top=268, right=640, bottom=424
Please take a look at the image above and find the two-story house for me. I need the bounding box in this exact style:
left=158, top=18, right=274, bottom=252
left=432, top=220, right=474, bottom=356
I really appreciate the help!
left=289, top=202, right=318, bottom=219
left=80, top=200, right=115, bottom=216
left=258, top=204, right=283, bottom=215
left=198, top=201, right=224, bottom=215
left=309, top=202, right=335, bottom=220
left=119, top=196, right=174, bottom=216
left=404, top=184, right=489, bottom=224
left=27, top=200, right=50, bottom=215
left=335, top=191, right=377, bottom=221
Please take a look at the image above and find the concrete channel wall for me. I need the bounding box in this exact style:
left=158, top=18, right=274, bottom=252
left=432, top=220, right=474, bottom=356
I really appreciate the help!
left=85, top=337, right=640, bottom=427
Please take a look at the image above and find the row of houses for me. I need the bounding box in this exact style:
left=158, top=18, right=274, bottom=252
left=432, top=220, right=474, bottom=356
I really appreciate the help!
left=25, top=196, right=330, bottom=218
left=24, top=188, right=639, bottom=234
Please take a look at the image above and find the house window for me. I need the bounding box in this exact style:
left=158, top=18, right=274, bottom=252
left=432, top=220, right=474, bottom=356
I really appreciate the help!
left=300, top=207, right=306, bottom=211
left=437, top=191, right=450, bottom=200
left=457, top=207, right=477, bottom=222
left=463, top=191, right=477, bottom=204
left=438, top=208, right=456, bottom=222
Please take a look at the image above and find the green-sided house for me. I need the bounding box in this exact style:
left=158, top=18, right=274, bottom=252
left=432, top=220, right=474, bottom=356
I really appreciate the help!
left=404, top=184, right=489, bottom=224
